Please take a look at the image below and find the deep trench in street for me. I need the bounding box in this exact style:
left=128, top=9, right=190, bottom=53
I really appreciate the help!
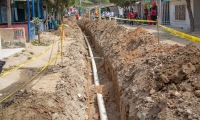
left=86, top=34, right=120, bottom=120
left=1, top=17, right=200, bottom=120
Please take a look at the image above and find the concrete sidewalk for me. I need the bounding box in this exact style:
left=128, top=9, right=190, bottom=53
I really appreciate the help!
left=0, top=48, right=24, bottom=59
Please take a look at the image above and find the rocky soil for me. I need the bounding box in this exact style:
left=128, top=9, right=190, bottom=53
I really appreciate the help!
left=79, top=19, right=200, bottom=120
left=1, top=17, right=200, bottom=120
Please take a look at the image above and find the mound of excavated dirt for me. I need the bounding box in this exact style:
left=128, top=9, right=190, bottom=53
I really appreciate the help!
left=79, top=19, right=200, bottom=120
left=54, top=17, right=82, bottom=40
left=0, top=18, right=90, bottom=120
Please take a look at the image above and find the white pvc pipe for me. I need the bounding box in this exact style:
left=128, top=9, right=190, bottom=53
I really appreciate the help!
left=97, top=93, right=108, bottom=120
left=84, top=35, right=100, bottom=86
left=83, top=34, right=108, bottom=120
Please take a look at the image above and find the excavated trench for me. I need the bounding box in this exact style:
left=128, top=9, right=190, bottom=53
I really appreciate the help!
left=1, top=18, right=200, bottom=120
left=78, top=20, right=158, bottom=120
left=87, top=39, right=120, bottom=120
left=78, top=19, right=200, bottom=120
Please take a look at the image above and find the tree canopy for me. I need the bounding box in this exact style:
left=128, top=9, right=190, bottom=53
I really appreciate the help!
left=109, top=0, right=139, bottom=6
left=44, top=0, right=110, bottom=10
left=88, top=0, right=110, bottom=4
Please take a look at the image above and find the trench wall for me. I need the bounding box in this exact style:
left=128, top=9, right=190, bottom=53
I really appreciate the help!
left=78, top=19, right=158, bottom=120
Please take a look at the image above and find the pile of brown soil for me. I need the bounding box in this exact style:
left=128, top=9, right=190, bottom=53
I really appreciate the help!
left=0, top=17, right=89, bottom=120
left=54, top=17, right=82, bottom=40
left=79, top=19, right=200, bottom=120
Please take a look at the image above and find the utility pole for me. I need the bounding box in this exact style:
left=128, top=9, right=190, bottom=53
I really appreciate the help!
left=7, top=0, right=12, bottom=28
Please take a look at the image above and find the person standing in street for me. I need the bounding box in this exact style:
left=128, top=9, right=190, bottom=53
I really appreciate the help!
left=94, top=12, right=99, bottom=20
left=150, top=8, right=157, bottom=25
left=75, top=12, right=80, bottom=20
left=47, top=15, right=51, bottom=30
left=129, top=11, right=134, bottom=26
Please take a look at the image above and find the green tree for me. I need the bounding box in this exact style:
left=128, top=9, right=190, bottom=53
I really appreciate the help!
left=33, top=17, right=41, bottom=43
left=109, top=0, right=138, bottom=6
left=89, top=0, right=110, bottom=4
left=45, top=0, right=71, bottom=22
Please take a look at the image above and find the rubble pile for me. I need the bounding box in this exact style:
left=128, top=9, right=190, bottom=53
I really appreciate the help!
left=79, top=19, right=200, bottom=120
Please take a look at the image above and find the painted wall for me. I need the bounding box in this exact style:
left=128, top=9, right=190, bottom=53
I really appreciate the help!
left=0, top=24, right=28, bottom=41
left=0, top=28, right=26, bottom=49
left=194, top=0, right=200, bottom=28
left=169, top=0, right=194, bottom=30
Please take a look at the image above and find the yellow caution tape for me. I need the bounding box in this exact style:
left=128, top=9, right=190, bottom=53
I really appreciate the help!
left=0, top=40, right=60, bottom=77
left=82, top=15, right=157, bottom=23
left=109, top=17, right=157, bottom=23
left=0, top=52, right=61, bottom=104
left=159, top=24, right=200, bottom=43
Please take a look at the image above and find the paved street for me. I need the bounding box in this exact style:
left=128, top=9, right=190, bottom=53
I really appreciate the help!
left=0, top=48, right=24, bottom=59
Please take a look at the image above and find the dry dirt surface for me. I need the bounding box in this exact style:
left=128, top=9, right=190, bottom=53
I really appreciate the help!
left=0, top=17, right=90, bottom=120
left=79, top=19, right=200, bottom=120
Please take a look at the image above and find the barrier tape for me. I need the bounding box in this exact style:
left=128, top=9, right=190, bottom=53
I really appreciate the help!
left=0, top=52, right=61, bottom=104
left=111, top=17, right=157, bottom=23
left=159, top=24, right=200, bottom=44
left=81, top=15, right=157, bottom=23
left=109, top=17, right=200, bottom=44
left=0, top=40, right=61, bottom=77
left=82, top=14, right=200, bottom=44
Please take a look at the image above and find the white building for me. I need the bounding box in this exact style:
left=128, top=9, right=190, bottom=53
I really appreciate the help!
left=168, top=0, right=200, bottom=30
left=140, top=0, right=200, bottom=30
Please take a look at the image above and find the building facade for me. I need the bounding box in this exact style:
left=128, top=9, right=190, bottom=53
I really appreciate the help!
left=0, top=0, right=45, bottom=41
left=140, top=0, right=200, bottom=30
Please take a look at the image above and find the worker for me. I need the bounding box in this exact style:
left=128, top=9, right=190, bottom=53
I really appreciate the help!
left=75, top=12, right=79, bottom=20
left=94, top=12, right=98, bottom=20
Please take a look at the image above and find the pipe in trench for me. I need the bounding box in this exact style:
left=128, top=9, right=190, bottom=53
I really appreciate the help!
left=83, top=34, right=108, bottom=120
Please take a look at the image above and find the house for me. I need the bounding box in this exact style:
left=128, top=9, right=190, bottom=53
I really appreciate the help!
left=140, top=0, right=200, bottom=30
left=141, top=0, right=200, bottom=30
left=168, top=0, right=200, bottom=30
left=0, top=0, right=46, bottom=41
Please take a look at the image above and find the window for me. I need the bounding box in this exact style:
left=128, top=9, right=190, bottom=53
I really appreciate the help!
left=175, top=5, right=186, bottom=20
